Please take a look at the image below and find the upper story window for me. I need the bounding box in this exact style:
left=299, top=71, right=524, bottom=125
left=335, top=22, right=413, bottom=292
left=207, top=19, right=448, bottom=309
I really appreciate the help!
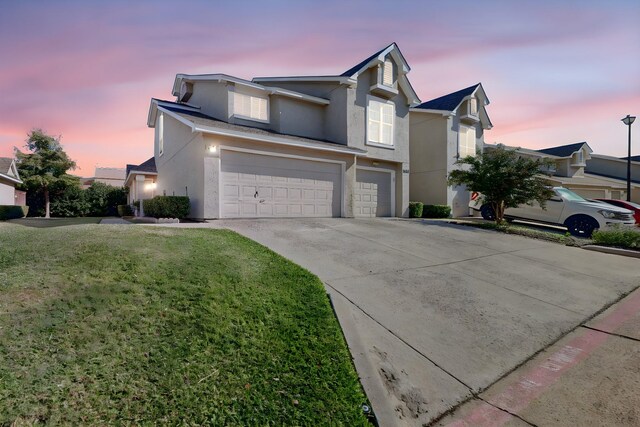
left=382, top=59, right=393, bottom=86
left=575, top=150, right=584, bottom=164
left=459, top=125, right=476, bottom=158
left=469, top=98, right=478, bottom=116
left=368, top=98, right=394, bottom=146
left=158, top=113, right=164, bottom=156
left=233, top=92, right=268, bottom=122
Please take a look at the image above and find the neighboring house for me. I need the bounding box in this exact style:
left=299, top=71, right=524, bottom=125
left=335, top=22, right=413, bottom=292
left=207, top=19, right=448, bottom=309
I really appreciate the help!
left=586, top=154, right=640, bottom=202
left=125, top=157, right=157, bottom=205
left=409, top=84, right=492, bottom=217
left=0, top=157, right=23, bottom=206
left=147, top=43, right=421, bottom=219
left=82, top=167, right=126, bottom=188
left=484, top=142, right=640, bottom=202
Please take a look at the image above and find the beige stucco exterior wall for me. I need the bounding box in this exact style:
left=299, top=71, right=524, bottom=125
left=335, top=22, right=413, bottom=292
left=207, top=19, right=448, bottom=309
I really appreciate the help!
left=154, top=113, right=205, bottom=218
left=409, top=109, right=485, bottom=217
left=0, top=180, right=16, bottom=205
left=409, top=112, right=448, bottom=205
left=270, top=97, right=326, bottom=141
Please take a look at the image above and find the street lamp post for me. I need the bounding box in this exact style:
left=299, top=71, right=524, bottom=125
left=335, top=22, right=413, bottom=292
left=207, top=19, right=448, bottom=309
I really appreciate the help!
left=622, top=114, right=636, bottom=202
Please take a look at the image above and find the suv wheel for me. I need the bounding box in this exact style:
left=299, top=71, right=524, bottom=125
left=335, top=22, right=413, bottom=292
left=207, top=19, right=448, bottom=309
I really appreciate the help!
left=480, top=204, right=495, bottom=221
left=564, top=215, right=599, bottom=237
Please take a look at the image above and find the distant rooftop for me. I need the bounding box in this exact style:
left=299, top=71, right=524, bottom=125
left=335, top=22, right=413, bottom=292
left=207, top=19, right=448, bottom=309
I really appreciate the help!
left=537, top=142, right=588, bottom=158
left=126, top=157, right=156, bottom=177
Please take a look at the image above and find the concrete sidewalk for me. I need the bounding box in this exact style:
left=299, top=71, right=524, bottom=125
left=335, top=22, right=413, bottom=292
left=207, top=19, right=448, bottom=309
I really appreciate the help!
left=437, top=287, right=640, bottom=426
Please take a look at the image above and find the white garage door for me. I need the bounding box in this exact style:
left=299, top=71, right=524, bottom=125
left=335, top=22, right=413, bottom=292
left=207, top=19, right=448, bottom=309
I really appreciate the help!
left=221, top=150, right=342, bottom=218
left=354, top=168, right=393, bottom=217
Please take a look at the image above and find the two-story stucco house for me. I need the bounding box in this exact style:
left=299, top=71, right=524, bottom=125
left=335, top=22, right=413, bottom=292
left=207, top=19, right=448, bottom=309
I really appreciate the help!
left=408, top=84, right=492, bottom=217
left=146, top=43, right=420, bottom=220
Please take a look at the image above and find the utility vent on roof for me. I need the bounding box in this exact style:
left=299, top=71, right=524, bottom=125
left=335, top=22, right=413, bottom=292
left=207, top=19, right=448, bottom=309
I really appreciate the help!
left=179, top=81, right=193, bottom=102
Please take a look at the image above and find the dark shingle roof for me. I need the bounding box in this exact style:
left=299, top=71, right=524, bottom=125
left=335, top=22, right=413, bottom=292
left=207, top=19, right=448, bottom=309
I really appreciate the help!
left=0, top=157, right=13, bottom=175
left=126, top=157, right=156, bottom=177
left=341, top=44, right=392, bottom=77
left=622, top=155, right=640, bottom=162
left=415, top=84, right=480, bottom=111
left=537, top=142, right=587, bottom=158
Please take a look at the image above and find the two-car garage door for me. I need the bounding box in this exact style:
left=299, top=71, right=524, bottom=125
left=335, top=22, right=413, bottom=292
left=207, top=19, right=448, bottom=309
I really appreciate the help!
left=221, top=150, right=342, bottom=218
left=220, top=150, right=394, bottom=218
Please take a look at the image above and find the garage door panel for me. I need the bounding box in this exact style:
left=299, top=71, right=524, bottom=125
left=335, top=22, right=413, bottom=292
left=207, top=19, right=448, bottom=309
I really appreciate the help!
left=221, top=151, right=342, bottom=218
left=355, top=168, right=392, bottom=218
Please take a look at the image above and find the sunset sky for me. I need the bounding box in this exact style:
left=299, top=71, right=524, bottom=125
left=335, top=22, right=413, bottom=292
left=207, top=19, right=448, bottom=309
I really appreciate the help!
left=1, top=0, right=639, bottom=176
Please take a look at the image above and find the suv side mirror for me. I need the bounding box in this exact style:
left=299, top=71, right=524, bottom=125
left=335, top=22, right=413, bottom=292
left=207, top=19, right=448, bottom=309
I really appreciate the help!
left=549, top=196, right=562, bottom=202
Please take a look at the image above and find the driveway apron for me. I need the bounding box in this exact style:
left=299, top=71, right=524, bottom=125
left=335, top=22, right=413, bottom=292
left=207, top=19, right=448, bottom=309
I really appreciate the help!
left=199, top=218, right=639, bottom=426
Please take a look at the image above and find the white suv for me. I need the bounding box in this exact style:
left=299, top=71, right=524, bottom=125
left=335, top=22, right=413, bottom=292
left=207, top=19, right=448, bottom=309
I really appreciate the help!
left=471, top=187, right=636, bottom=237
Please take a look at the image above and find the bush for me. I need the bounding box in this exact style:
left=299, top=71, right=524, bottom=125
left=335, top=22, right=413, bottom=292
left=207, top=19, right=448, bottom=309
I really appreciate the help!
left=50, top=185, right=88, bottom=217
left=592, top=227, right=640, bottom=250
left=85, top=183, right=128, bottom=216
left=422, top=204, right=451, bottom=218
left=117, top=205, right=134, bottom=217
left=409, top=201, right=423, bottom=218
left=0, top=205, right=29, bottom=220
left=143, top=196, right=190, bottom=219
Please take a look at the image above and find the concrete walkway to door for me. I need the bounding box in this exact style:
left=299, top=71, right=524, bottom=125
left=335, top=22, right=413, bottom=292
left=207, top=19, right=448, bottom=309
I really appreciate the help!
left=161, top=218, right=639, bottom=426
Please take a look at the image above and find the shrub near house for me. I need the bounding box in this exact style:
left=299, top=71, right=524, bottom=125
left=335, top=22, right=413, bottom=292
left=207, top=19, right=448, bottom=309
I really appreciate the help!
left=143, top=196, right=190, bottom=219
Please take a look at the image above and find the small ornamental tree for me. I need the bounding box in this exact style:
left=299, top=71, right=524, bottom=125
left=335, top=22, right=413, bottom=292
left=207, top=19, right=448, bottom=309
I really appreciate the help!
left=447, top=146, right=555, bottom=223
left=15, top=129, right=77, bottom=218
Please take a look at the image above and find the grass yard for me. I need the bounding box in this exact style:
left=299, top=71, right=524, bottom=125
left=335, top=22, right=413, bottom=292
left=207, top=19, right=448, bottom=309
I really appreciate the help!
left=7, top=217, right=103, bottom=228
left=0, top=224, right=369, bottom=425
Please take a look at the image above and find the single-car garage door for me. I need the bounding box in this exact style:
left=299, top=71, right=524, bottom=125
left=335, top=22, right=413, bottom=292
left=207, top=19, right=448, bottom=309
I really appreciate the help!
left=221, top=150, right=342, bottom=218
left=354, top=168, right=393, bottom=217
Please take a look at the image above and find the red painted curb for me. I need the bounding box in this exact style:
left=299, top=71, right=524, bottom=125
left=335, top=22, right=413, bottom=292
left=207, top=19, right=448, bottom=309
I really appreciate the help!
left=446, top=290, right=640, bottom=427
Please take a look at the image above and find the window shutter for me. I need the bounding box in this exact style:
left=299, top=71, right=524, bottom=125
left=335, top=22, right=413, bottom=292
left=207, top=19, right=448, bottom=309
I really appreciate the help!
left=383, top=59, right=393, bottom=86
left=234, top=92, right=268, bottom=121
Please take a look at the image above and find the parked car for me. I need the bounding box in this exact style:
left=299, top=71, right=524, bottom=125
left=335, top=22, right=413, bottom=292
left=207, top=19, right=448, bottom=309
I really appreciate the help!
left=470, top=187, right=636, bottom=237
left=593, top=199, right=640, bottom=226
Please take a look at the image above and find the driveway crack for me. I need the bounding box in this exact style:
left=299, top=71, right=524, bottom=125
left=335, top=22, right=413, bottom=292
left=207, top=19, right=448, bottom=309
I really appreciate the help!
left=323, top=281, right=474, bottom=392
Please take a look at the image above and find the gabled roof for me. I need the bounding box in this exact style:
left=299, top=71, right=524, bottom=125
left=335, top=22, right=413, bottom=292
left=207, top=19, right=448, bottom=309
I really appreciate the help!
left=255, top=43, right=420, bottom=106
left=415, top=84, right=480, bottom=111
left=0, top=157, right=22, bottom=184
left=0, top=158, right=13, bottom=175
left=537, top=142, right=591, bottom=158
left=125, top=157, right=156, bottom=178
left=341, top=44, right=392, bottom=77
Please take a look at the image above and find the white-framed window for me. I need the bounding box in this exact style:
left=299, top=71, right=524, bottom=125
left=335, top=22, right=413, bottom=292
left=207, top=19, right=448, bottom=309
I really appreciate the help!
left=469, top=98, right=478, bottom=116
left=383, top=59, right=393, bottom=86
left=459, top=125, right=476, bottom=158
left=367, top=97, right=394, bottom=146
left=158, top=113, right=164, bottom=156
left=233, top=92, right=268, bottom=122
left=575, top=150, right=584, bottom=164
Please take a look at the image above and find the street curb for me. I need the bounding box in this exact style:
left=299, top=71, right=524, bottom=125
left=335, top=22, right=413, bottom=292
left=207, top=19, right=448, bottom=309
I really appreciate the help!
left=582, top=245, right=640, bottom=259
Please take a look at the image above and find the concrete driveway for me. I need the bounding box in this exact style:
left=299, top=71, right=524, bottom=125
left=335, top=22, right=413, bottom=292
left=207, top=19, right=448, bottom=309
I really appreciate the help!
left=199, top=218, right=638, bottom=426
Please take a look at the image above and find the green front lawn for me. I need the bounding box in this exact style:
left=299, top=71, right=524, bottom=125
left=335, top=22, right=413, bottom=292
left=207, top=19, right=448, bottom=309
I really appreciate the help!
left=7, top=217, right=103, bottom=228
left=0, top=224, right=369, bottom=425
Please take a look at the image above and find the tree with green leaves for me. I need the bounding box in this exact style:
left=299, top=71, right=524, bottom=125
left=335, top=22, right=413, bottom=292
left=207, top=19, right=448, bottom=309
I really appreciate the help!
left=448, top=145, right=554, bottom=223
left=15, top=129, right=77, bottom=218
